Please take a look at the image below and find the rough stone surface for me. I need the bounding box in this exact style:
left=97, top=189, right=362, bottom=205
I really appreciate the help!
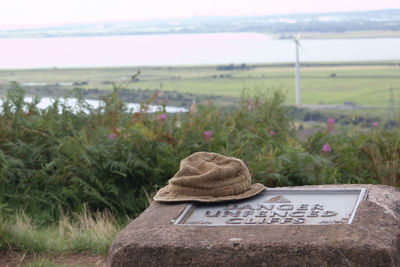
left=107, top=184, right=400, bottom=267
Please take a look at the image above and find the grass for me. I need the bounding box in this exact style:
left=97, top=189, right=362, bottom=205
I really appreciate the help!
left=1, top=61, right=399, bottom=106
left=0, top=206, right=124, bottom=256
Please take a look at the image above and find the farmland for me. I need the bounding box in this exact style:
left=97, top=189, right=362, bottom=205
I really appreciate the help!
left=1, top=61, right=399, bottom=107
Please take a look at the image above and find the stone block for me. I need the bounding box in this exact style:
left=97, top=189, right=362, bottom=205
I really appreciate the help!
left=107, top=184, right=400, bottom=267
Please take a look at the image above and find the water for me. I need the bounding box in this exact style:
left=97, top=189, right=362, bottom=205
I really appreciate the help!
left=1, top=33, right=400, bottom=69
left=0, top=97, right=187, bottom=113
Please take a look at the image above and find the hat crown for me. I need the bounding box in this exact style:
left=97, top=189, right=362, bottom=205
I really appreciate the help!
left=153, top=152, right=265, bottom=202
left=168, top=152, right=251, bottom=197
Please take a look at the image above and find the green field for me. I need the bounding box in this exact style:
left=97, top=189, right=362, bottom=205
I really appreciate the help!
left=1, top=61, right=399, bottom=106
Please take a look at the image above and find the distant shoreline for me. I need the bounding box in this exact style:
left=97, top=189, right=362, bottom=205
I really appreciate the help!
left=1, top=9, right=399, bottom=40
left=2, top=30, right=400, bottom=40
left=276, top=30, right=400, bottom=40
left=1, top=59, right=399, bottom=71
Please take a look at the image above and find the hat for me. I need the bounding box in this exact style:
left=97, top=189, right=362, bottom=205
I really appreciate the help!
left=154, top=152, right=265, bottom=202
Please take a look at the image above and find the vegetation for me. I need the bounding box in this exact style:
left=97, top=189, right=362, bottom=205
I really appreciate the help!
left=0, top=84, right=398, bottom=221
left=0, top=83, right=399, bottom=265
left=1, top=62, right=399, bottom=108
left=0, top=207, right=120, bottom=255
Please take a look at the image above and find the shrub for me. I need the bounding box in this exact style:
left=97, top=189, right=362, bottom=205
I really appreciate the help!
left=0, top=84, right=398, bottom=223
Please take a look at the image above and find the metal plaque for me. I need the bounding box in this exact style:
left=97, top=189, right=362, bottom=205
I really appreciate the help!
left=175, top=188, right=367, bottom=226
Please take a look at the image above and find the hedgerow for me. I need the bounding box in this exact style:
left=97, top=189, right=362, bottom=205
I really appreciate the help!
left=0, top=84, right=398, bottom=224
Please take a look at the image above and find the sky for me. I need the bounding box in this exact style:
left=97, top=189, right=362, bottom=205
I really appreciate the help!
left=1, top=0, right=400, bottom=29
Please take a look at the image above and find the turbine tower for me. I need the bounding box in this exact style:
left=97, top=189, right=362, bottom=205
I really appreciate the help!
left=294, top=21, right=307, bottom=106
left=294, top=38, right=301, bottom=105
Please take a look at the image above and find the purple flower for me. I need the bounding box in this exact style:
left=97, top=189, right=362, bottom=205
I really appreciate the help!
left=157, top=113, right=167, bottom=122
left=326, top=118, right=335, bottom=132
left=327, top=118, right=335, bottom=124
left=203, top=130, right=213, bottom=138
left=108, top=133, right=118, bottom=139
left=269, top=131, right=276, bottom=136
left=322, top=143, right=332, bottom=153
left=373, top=121, right=379, bottom=127
left=203, top=130, right=213, bottom=142
left=247, top=99, right=252, bottom=111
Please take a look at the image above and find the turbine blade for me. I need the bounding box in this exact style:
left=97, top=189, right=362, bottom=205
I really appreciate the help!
left=299, top=42, right=308, bottom=57
left=296, top=21, right=308, bottom=40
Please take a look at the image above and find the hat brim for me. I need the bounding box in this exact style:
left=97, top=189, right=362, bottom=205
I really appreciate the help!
left=153, top=183, right=265, bottom=203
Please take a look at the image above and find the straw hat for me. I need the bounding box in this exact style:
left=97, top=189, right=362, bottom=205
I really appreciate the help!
left=154, top=152, right=265, bottom=202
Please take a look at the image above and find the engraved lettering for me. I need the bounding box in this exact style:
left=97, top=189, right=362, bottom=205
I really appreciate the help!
left=266, top=218, right=280, bottom=224
left=255, top=210, right=268, bottom=217
left=205, top=210, right=221, bottom=217
left=238, top=204, right=255, bottom=210
left=225, top=204, right=239, bottom=210
left=244, top=218, right=256, bottom=224
left=321, top=211, right=338, bottom=217
left=280, top=218, right=293, bottom=224
left=293, top=218, right=305, bottom=224
left=297, top=204, right=309, bottom=210
left=277, top=204, right=294, bottom=210
left=242, top=210, right=254, bottom=217
left=270, top=211, right=288, bottom=217
left=311, top=204, right=324, bottom=210
left=257, top=204, right=274, bottom=210
left=225, top=218, right=243, bottom=224
left=289, top=211, right=305, bottom=217
left=178, top=189, right=365, bottom=226
left=258, top=218, right=266, bottom=224
left=223, top=210, right=241, bottom=217
left=307, top=211, right=319, bottom=217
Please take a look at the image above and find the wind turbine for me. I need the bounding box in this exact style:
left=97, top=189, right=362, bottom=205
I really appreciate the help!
left=294, top=37, right=301, bottom=105
left=294, top=23, right=306, bottom=106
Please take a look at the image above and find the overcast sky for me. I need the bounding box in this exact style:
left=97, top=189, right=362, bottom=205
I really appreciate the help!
left=1, top=0, right=400, bottom=29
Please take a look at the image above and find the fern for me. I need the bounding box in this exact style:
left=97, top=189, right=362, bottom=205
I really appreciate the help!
left=0, top=84, right=398, bottom=224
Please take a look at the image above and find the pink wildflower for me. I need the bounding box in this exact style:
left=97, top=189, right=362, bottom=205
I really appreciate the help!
left=373, top=121, right=379, bottom=127
left=203, top=130, right=213, bottom=142
left=108, top=133, right=118, bottom=139
left=247, top=99, right=252, bottom=111
left=327, top=118, right=335, bottom=124
left=269, top=131, right=276, bottom=136
left=322, top=143, right=332, bottom=153
left=157, top=113, right=167, bottom=122
left=326, top=118, right=335, bottom=132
